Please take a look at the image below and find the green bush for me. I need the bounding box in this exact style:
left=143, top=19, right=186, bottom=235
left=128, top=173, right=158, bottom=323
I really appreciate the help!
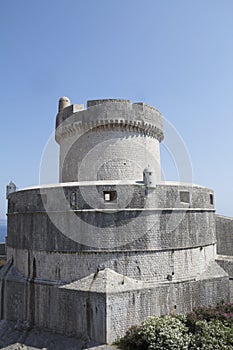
left=186, top=303, right=233, bottom=328
left=139, top=315, right=190, bottom=350
left=116, top=325, right=147, bottom=350
left=189, top=319, right=233, bottom=350
left=116, top=315, right=190, bottom=350
left=115, top=303, right=233, bottom=350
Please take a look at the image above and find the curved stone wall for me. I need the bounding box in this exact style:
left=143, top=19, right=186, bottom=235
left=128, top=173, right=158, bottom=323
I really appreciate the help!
left=7, top=182, right=216, bottom=282
left=7, top=244, right=216, bottom=283
left=59, top=129, right=161, bottom=182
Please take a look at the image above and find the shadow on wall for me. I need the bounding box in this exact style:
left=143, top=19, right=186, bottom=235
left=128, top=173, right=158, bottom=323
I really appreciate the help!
left=0, top=243, right=6, bottom=268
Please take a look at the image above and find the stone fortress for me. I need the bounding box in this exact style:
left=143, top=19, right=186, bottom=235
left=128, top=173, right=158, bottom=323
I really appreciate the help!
left=0, top=98, right=233, bottom=345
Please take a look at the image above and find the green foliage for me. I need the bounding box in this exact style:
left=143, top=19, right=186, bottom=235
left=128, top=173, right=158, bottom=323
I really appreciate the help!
left=139, top=315, right=190, bottom=350
left=189, top=320, right=233, bottom=350
left=115, top=303, right=233, bottom=350
left=186, top=303, right=233, bottom=328
left=115, top=315, right=190, bottom=350
left=115, top=325, right=147, bottom=350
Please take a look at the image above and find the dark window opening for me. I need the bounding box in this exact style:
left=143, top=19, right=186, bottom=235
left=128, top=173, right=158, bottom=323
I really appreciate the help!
left=32, top=258, right=37, bottom=279
left=104, top=191, right=117, bottom=202
left=210, top=194, right=214, bottom=205
left=180, top=191, right=190, bottom=203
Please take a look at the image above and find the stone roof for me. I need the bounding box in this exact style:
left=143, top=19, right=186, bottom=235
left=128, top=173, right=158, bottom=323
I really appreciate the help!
left=61, top=268, right=145, bottom=293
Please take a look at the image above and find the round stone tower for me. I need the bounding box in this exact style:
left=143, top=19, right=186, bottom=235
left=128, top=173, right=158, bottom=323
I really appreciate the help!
left=1, top=97, right=229, bottom=345
left=55, top=99, right=164, bottom=183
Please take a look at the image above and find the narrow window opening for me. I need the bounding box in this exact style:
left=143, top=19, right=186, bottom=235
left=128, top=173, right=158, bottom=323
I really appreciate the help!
left=32, top=258, right=37, bottom=279
left=180, top=191, right=190, bottom=203
left=210, top=194, right=214, bottom=205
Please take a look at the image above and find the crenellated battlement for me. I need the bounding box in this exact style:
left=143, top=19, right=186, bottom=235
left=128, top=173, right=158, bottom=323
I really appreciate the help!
left=87, top=98, right=131, bottom=108
left=55, top=98, right=164, bottom=143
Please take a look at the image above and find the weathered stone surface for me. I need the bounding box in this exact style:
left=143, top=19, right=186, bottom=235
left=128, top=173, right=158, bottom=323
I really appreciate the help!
left=216, top=215, right=233, bottom=256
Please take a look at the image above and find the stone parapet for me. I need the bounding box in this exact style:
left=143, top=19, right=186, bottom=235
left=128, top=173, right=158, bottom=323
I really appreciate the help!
left=55, top=99, right=164, bottom=143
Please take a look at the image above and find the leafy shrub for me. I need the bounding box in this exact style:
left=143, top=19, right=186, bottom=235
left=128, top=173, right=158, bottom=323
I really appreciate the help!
left=116, top=325, right=147, bottom=350
left=116, top=315, right=190, bottom=350
left=186, top=303, right=233, bottom=332
left=139, top=315, right=190, bottom=350
left=189, top=319, right=233, bottom=350
left=115, top=303, right=233, bottom=350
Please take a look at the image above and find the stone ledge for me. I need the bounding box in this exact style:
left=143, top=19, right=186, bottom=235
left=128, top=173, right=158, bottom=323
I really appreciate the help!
left=55, top=119, right=164, bottom=143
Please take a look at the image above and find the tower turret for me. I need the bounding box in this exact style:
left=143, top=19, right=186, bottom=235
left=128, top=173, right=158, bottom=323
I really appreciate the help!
left=58, top=96, right=71, bottom=112
left=6, top=181, right=17, bottom=199
left=55, top=98, right=164, bottom=183
left=143, top=166, right=157, bottom=188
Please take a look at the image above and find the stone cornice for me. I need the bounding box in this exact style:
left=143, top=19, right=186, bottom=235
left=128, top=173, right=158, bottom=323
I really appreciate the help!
left=55, top=118, right=164, bottom=143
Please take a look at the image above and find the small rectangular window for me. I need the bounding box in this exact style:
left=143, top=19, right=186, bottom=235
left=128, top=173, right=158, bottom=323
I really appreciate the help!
left=210, top=194, right=214, bottom=205
left=104, top=191, right=117, bottom=202
left=180, top=191, right=190, bottom=203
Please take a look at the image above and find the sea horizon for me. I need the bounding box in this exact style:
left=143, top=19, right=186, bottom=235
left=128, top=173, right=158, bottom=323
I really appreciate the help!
left=0, top=219, right=7, bottom=243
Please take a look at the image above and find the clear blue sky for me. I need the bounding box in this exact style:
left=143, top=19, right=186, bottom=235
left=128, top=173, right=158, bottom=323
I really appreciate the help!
left=0, top=0, right=233, bottom=219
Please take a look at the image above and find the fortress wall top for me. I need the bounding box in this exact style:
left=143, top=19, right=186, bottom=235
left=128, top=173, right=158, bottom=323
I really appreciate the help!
left=87, top=99, right=131, bottom=108
left=55, top=99, right=163, bottom=143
